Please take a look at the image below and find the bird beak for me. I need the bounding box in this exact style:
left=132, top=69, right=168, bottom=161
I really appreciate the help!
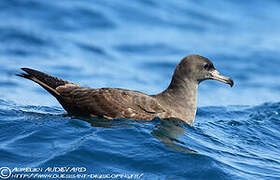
left=210, top=70, right=234, bottom=87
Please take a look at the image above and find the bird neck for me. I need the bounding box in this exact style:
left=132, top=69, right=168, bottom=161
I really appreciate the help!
left=154, top=76, right=198, bottom=124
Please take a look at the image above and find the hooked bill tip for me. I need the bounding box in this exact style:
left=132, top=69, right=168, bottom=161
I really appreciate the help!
left=228, top=78, right=234, bottom=87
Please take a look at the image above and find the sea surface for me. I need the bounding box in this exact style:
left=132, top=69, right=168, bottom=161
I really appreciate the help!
left=0, top=0, right=280, bottom=179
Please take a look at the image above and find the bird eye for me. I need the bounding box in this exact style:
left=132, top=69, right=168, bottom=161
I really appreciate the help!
left=203, top=63, right=214, bottom=70
left=203, top=63, right=210, bottom=70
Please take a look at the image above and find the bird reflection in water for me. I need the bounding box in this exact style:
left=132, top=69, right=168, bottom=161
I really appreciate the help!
left=73, top=116, right=196, bottom=153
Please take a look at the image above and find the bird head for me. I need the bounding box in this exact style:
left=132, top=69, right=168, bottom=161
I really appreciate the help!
left=175, top=54, right=234, bottom=87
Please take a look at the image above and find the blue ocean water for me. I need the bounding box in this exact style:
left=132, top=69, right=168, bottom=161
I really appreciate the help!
left=0, top=0, right=280, bottom=179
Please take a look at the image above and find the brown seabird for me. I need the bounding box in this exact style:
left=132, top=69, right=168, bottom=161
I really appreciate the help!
left=17, top=54, right=233, bottom=125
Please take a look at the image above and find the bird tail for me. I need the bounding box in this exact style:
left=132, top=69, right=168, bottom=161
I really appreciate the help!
left=16, top=68, right=73, bottom=99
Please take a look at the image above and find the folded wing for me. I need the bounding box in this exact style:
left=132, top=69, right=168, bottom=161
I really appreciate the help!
left=57, top=86, right=166, bottom=120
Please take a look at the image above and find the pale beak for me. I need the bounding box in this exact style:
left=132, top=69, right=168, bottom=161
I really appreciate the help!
left=210, top=70, right=234, bottom=87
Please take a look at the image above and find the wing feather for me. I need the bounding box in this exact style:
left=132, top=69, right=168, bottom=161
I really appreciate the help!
left=56, top=86, right=166, bottom=120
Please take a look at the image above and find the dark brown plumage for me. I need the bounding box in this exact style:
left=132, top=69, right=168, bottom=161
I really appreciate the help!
left=17, top=54, right=233, bottom=125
